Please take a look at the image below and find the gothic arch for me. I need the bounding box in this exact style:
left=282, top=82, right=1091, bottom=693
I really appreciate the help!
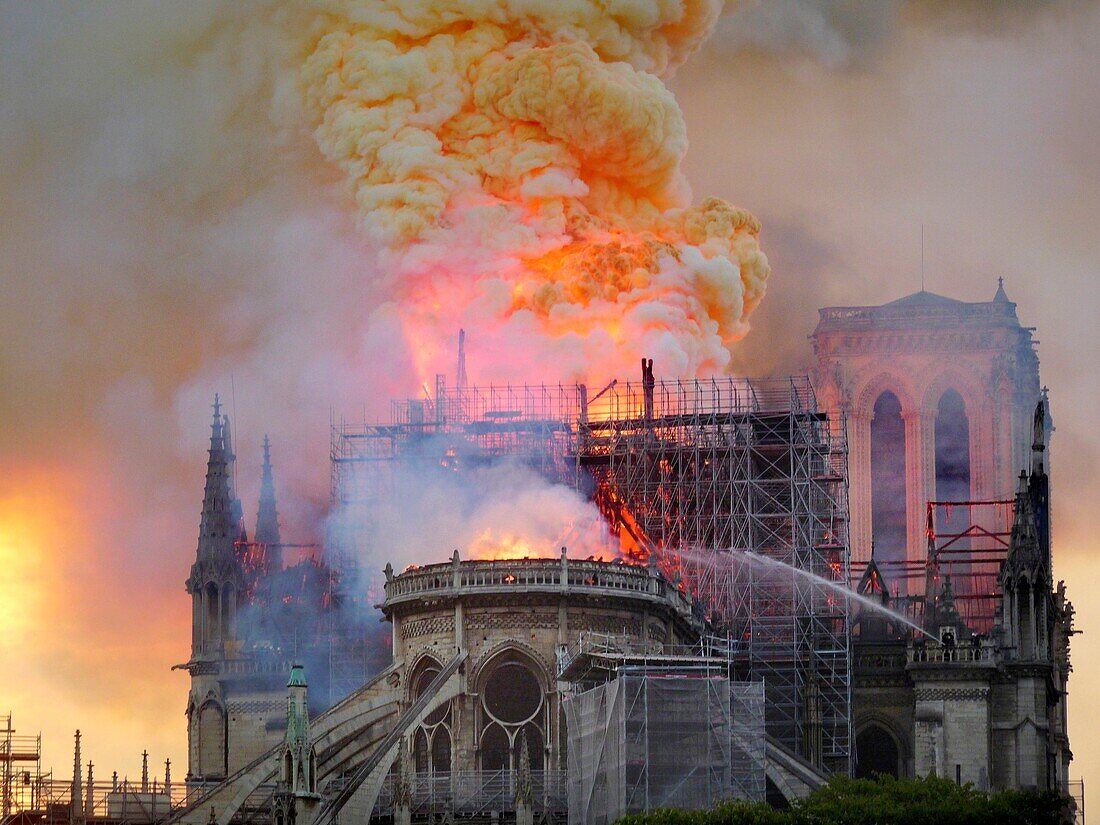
left=471, top=640, right=551, bottom=690
left=853, top=371, right=919, bottom=419
left=204, top=581, right=220, bottom=641
left=855, top=719, right=904, bottom=779
left=197, top=698, right=226, bottom=777
left=221, top=582, right=237, bottom=639
left=406, top=652, right=445, bottom=705
left=473, top=645, right=551, bottom=773
left=919, top=368, right=987, bottom=420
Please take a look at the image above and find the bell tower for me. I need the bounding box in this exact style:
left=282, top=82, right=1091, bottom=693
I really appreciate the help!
left=812, top=284, right=1041, bottom=579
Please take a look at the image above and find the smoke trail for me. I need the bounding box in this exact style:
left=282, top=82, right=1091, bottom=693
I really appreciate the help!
left=299, top=0, right=770, bottom=381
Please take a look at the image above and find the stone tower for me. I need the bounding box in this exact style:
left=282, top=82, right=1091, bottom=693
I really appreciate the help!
left=811, top=284, right=1041, bottom=574
left=272, top=665, right=320, bottom=825
left=183, top=396, right=246, bottom=781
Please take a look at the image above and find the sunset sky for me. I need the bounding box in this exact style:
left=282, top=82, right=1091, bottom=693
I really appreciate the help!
left=1, top=0, right=1098, bottom=809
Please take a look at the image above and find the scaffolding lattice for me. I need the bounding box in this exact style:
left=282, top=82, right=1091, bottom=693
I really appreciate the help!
left=2, top=714, right=41, bottom=819
left=564, top=672, right=765, bottom=824
left=330, top=374, right=852, bottom=773
left=851, top=499, right=1014, bottom=637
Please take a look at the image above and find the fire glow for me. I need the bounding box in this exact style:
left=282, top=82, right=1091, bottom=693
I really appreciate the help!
left=302, top=0, right=770, bottom=385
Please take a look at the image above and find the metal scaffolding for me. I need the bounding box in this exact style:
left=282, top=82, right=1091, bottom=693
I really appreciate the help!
left=330, top=373, right=852, bottom=773
left=2, top=714, right=41, bottom=819
left=563, top=671, right=765, bottom=823
left=851, top=498, right=1014, bottom=637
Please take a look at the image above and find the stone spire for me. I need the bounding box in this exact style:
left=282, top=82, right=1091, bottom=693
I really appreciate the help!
left=1029, top=397, right=1052, bottom=569
left=1004, top=472, right=1043, bottom=581
left=187, top=395, right=246, bottom=657
left=255, top=435, right=282, bottom=571
left=286, top=665, right=310, bottom=746
left=931, top=575, right=966, bottom=639
left=196, top=395, right=239, bottom=563
left=71, top=730, right=82, bottom=825
left=994, top=277, right=1009, bottom=303
left=85, top=762, right=94, bottom=816
left=274, top=664, right=320, bottom=822
left=222, top=413, right=247, bottom=544
left=141, top=750, right=149, bottom=793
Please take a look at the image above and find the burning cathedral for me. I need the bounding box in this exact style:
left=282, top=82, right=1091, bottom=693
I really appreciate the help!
left=165, top=284, right=1074, bottom=825
left=108, top=3, right=1075, bottom=822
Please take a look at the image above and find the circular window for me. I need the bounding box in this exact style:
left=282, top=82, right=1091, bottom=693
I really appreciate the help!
left=483, top=661, right=543, bottom=724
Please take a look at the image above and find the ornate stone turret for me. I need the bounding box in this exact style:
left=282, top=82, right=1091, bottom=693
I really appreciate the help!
left=273, top=665, right=320, bottom=825
left=255, top=435, right=282, bottom=573
left=186, top=395, right=246, bottom=658
left=71, top=730, right=83, bottom=825
left=84, top=762, right=93, bottom=817
left=928, top=576, right=968, bottom=644
left=1004, top=475, right=1044, bottom=583
left=1001, top=401, right=1054, bottom=664
left=182, top=396, right=247, bottom=783
left=855, top=544, right=896, bottom=639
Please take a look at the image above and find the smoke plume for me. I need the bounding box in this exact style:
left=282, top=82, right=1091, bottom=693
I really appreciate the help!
left=300, top=0, right=770, bottom=381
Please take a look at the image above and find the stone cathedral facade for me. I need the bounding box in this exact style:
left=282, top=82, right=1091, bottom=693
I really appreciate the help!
left=812, top=285, right=1074, bottom=792
left=175, top=285, right=1075, bottom=817
left=812, top=282, right=1041, bottom=567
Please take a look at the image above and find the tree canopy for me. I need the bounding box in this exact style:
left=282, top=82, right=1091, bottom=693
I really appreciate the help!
left=613, top=775, right=1072, bottom=825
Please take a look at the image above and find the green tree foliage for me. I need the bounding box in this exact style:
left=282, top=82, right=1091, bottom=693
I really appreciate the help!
left=613, top=775, right=1071, bottom=825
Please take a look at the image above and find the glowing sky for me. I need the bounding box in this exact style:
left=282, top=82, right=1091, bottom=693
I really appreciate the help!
left=1, top=0, right=1098, bottom=809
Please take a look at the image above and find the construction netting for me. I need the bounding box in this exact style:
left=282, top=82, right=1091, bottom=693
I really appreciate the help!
left=564, top=672, right=765, bottom=824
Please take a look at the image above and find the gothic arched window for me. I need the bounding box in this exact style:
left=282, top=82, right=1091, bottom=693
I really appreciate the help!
left=871, top=391, right=907, bottom=565
left=478, top=654, right=546, bottom=773
left=935, top=389, right=971, bottom=503
left=204, top=582, right=220, bottom=643
left=410, top=658, right=451, bottom=775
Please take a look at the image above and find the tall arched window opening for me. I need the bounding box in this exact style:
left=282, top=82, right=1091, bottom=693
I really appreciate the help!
left=855, top=725, right=900, bottom=779
left=871, top=392, right=907, bottom=566
left=410, top=658, right=452, bottom=775
left=934, top=389, right=972, bottom=583
left=204, top=582, right=220, bottom=644
left=934, top=390, right=971, bottom=504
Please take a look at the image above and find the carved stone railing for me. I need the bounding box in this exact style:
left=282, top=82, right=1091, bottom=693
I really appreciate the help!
left=907, top=643, right=996, bottom=665
left=384, top=557, right=695, bottom=619
left=817, top=300, right=1017, bottom=330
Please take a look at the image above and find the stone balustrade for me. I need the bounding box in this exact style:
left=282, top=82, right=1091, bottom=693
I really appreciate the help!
left=383, top=555, right=695, bottom=617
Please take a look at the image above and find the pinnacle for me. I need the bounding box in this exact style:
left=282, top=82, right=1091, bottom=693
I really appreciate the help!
left=196, top=394, right=242, bottom=563
left=256, top=435, right=282, bottom=552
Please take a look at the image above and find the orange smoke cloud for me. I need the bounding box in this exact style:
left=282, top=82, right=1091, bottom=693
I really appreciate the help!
left=301, top=0, right=769, bottom=381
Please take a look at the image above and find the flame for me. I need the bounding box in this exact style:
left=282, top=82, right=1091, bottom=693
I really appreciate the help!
left=301, top=0, right=769, bottom=383
left=466, top=525, right=612, bottom=562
